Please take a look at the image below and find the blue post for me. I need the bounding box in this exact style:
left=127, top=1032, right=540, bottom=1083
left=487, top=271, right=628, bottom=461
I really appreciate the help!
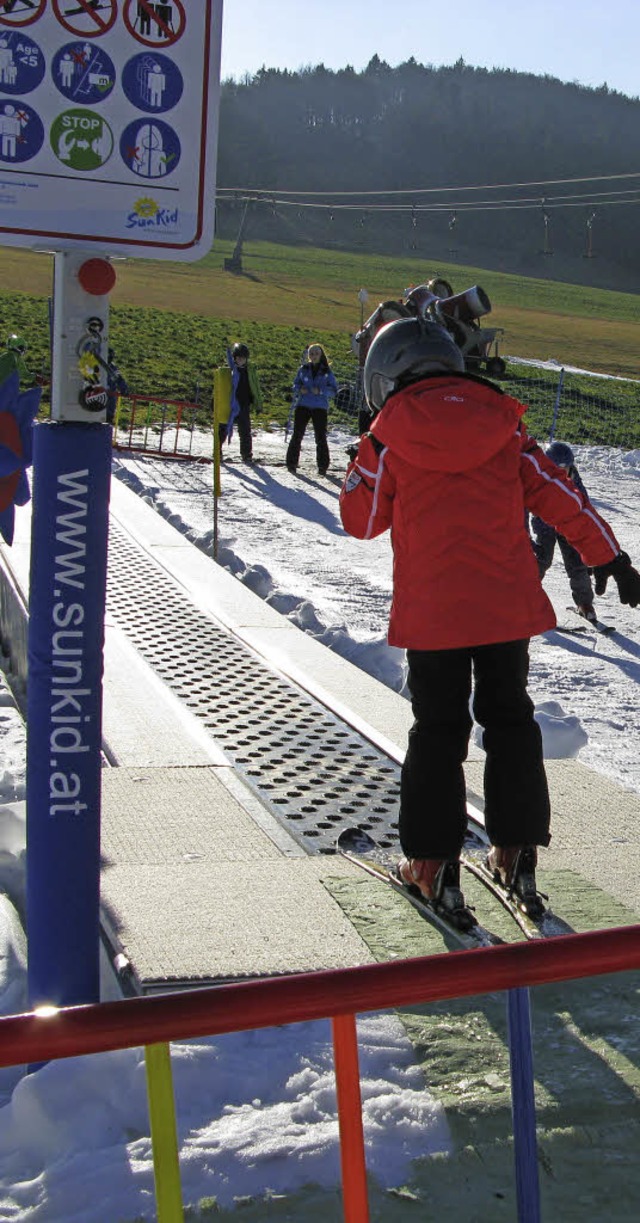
left=507, top=986, right=541, bottom=1223
left=26, top=421, right=112, bottom=1010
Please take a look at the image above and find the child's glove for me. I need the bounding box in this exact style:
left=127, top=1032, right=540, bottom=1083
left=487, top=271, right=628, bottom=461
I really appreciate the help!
left=592, top=551, right=640, bottom=606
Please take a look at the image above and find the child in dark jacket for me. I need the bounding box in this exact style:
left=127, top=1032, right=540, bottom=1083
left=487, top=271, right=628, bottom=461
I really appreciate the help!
left=529, top=440, right=596, bottom=621
left=340, top=317, right=640, bottom=926
left=221, top=343, right=263, bottom=463
left=286, top=343, right=338, bottom=475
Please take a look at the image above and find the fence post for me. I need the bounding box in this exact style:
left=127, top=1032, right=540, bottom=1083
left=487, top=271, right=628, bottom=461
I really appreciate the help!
left=507, top=987, right=541, bottom=1223
left=331, top=1013, right=370, bottom=1223
left=548, top=367, right=565, bottom=441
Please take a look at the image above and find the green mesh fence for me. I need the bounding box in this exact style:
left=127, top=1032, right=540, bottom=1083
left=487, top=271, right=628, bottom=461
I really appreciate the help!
left=332, top=361, right=640, bottom=452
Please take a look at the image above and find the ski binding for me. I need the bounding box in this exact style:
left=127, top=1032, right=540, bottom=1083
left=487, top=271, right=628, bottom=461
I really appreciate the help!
left=460, top=830, right=570, bottom=940
left=337, top=827, right=503, bottom=947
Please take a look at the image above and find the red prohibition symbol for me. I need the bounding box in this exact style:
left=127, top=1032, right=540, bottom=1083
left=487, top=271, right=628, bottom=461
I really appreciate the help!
left=123, top=0, right=186, bottom=48
left=52, top=0, right=118, bottom=38
left=0, top=0, right=46, bottom=27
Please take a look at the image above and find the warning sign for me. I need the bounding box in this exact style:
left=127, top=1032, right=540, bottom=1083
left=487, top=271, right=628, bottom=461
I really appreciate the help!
left=0, top=0, right=46, bottom=28
left=52, top=0, right=117, bottom=39
left=123, top=0, right=186, bottom=48
left=50, top=108, right=114, bottom=170
left=0, top=0, right=222, bottom=261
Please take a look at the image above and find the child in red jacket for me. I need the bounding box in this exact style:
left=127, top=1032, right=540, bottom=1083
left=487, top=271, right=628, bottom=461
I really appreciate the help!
left=340, top=317, right=640, bottom=926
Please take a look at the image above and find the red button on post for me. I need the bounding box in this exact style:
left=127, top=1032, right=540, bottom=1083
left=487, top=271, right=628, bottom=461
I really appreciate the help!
left=78, top=259, right=116, bottom=296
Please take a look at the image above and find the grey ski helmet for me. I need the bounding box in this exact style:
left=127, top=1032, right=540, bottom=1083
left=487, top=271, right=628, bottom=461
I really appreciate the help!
left=232, top=342, right=249, bottom=360
left=363, top=316, right=465, bottom=412
left=546, top=440, right=574, bottom=468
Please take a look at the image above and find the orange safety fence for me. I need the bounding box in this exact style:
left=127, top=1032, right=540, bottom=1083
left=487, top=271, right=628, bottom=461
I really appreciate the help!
left=112, top=393, right=212, bottom=461
left=3, top=924, right=640, bottom=1222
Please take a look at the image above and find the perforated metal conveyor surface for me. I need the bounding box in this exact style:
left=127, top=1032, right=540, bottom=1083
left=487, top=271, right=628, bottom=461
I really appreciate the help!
left=106, top=522, right=401, bottom=854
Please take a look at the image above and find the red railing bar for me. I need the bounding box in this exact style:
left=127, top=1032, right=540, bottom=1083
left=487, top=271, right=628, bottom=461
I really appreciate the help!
left=1, top=925, right=639, bottom=1068
left=332, top=1014, right=370, bottom=1223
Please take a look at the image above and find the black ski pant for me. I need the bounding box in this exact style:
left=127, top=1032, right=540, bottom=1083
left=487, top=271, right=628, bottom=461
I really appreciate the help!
left=531, top=518, right=594, bottom=607
left=286, top=406, right=329, bottom=471
left=400, top=639, right=551, bottom=861
left=219, top=404, right=253, bottom=460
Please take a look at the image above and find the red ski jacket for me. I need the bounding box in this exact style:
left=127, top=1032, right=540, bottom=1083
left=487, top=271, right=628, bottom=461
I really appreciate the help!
left=339, top=374, right=620, bottom=650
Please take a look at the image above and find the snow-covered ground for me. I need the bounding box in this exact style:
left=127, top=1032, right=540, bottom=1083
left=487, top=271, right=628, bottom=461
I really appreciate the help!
left=116, top=426, right=640, bottom=792
left=0, top=421, right=638, bottom=1219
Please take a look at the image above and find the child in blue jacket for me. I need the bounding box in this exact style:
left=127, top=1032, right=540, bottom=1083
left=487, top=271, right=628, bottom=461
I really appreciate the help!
left=286, top=343, right=337, bottom=475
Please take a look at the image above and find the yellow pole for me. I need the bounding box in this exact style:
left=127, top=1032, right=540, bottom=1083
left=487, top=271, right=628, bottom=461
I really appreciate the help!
left=144, top=1042, right=184, bottom=1223
left=113, top=393, right=123, bottom=432
left=212, top=366, right=232, bottom=560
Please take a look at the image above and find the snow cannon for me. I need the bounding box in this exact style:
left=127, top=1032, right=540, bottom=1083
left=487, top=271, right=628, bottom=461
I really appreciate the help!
left=403, top=284, right=439, bottom=318
left=429, top=284, right=505, bottom=378
left=434, top=284, right=492, bottom=326
left=353, top=299, right=412, bottom=367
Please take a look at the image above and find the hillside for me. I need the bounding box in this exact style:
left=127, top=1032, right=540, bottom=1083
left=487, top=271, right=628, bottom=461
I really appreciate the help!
left=0, top=239, right=638, bottom=408
left=216, top=59, right=640, bottom=293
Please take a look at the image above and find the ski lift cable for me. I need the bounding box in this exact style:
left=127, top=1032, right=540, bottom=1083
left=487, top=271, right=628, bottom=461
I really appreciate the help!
left=216, top=170, right=640, bottom=199
left=238, top=194, right=640, bottom=216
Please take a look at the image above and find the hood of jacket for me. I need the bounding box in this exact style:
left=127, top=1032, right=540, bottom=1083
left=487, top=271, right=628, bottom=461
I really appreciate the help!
left=371, top=374, right=526, bottom=473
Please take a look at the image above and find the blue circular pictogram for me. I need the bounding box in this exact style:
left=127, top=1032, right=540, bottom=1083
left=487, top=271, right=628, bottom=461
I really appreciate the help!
left=0, top=98, right=43, bottom=162
left=52, top=41, right=116, bottom=104
left=121, top=52, right=183, bottom=114
left=120, top=116, right=181, bottom=179
left=0, top=30, right=45, bottom=94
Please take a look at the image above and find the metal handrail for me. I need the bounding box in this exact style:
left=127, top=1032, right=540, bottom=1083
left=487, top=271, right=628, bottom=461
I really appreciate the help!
left=3, top=923, right=639, bottom=1222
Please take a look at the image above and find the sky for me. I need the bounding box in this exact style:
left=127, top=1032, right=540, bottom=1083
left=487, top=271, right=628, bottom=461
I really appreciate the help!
left=0, top=418, right=639, bottom=1215
left=220, top=0, right=640, bottom=100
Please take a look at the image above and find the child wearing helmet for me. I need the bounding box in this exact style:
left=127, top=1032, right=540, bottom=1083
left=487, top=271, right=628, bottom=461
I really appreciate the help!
left=529, top=441, right=596, bottom=622
left=286, top=343, right=338, bottom=475
left=222, top=342, right=263, bottom=463
left=340, top=316, right=640, bottom=927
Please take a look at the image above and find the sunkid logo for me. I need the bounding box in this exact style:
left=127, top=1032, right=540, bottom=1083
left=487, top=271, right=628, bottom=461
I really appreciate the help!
left=126, top=197, right=178, bottom=230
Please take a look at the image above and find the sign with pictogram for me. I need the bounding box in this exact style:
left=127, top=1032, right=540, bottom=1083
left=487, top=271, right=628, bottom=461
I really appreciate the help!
left=123, top=0, right=186, bottom=49
left=0, top=97, right=43, bottom=160
left=0, top=0, right=46, bottom=28
left=52, top=0, right=118, bottom=39
left=52, top=41, right=116, bottom=104
left=121, top=51, right=183, bottom=113
left=0, top=29, right=46, bottom=93
left=0, top=0, right=223, bottom=261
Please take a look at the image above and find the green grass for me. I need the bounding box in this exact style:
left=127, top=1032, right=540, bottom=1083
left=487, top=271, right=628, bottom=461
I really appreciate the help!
left=201, top=238, right=640, bottom=325
left=0, top=237, right=638, bottom=430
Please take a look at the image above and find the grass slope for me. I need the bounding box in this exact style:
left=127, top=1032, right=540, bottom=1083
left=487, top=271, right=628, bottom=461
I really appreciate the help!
left=0, top=239, right=638, bottom=410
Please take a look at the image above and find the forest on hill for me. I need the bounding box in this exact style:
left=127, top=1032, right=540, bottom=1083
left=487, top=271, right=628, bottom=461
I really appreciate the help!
left=215, top=58, right=640, bottom=293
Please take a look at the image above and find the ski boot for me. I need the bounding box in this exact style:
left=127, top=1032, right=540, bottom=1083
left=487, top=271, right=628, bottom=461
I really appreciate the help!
left=486, top=845, right=546, bottom=919
left=398, top=857, right=476, bottom=931
left=575, top=603, right=597, bottom=623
